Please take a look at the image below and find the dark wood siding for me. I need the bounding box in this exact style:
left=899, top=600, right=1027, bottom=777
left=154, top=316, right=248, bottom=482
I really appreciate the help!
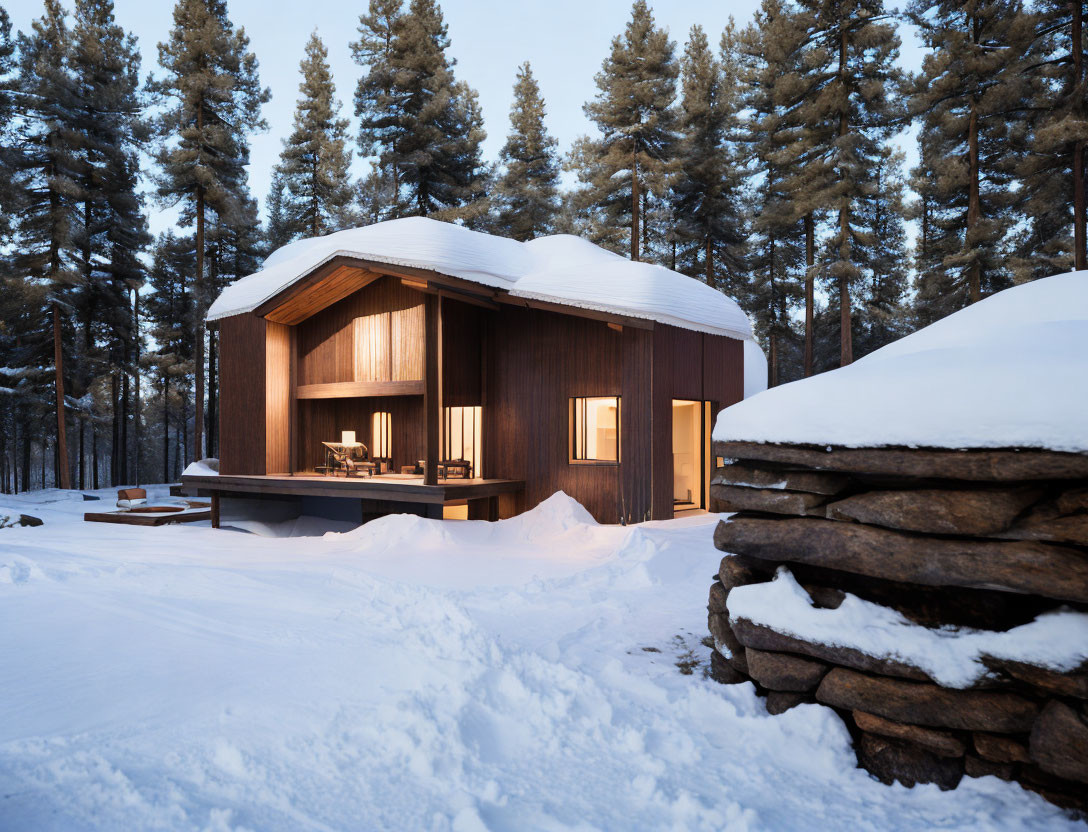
left=650, top=325, right=745, bottom=518
left=297, top=276, right=425, bottom=386
left=218, top=312, right=267, bottom=475
left=441, top=297, right=483, bottom=408
left=485, top=305, right=627, bottom=522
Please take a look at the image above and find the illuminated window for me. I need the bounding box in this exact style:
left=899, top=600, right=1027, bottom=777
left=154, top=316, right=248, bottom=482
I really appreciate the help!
left=443, top=406, right=482, bottom=476
left=372, top=411, right=392, bottom=459
left=570, top=397, right=620, bottom=463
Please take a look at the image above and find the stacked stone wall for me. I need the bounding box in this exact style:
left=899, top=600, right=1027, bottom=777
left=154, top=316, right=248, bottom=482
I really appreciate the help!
left=707, top=441, right=1088, bottom=812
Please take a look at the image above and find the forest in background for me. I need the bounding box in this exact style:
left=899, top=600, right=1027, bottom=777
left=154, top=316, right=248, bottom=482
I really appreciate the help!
left=0, top=0, right=1084, bottom=493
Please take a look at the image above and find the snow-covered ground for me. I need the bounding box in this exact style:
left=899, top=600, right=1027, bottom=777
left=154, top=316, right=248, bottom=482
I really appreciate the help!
left=0, top=486, right=1079, bottom=831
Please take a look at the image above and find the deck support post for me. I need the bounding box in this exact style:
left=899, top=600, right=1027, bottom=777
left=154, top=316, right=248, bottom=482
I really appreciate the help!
left=210, top=492, right=220, bottom=529
left=424, top=293, right=443, bottom=486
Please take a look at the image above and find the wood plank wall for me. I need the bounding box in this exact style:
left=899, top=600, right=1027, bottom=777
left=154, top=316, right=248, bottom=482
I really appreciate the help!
left=265, top=321, right=293, bottom=474
left=218, top=312, right=267, bottom=475
left=650, top=325, right=744, bottom=519
left=484, top=305, right=629, bottom=522
left=297, top=276, right=424, bottom=386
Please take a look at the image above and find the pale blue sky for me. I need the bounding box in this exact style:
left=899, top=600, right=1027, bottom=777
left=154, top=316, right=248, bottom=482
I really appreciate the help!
left=8, top=0, right=924, bottom=235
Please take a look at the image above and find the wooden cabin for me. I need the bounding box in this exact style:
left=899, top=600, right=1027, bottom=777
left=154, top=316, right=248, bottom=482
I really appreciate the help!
left=183, top=218, right=758, bottom=526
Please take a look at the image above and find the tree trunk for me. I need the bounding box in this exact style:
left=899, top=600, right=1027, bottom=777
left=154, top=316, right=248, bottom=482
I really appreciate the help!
left=803, top=213, right=815, bottom=377
left=92, top=422, right=99, bottom=490
left=966, top=14, right=982, bottom=303
left=121, top=353, right=129, bottom=484
left=52, top=304, right=71, bottom=489
left=133, top=289, right=141, bottom=486
left=110, top=370, right=119, bottom=486
left=705, top=237, right=713, bottom=286
left=838, top=27, right=853, bottom=367
left=163, top=374, right=170, bottom=483
left=631, top=149, right=640, bottom=262
left=1074, top=1, right=1086, bottom=270
left=193, top=99, right=206, bottom=464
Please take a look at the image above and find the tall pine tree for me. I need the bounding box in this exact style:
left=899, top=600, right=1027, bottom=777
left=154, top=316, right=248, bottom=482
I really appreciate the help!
left=153, top=0, right=269, bottom=463
left=670, top=22, right=747, bottom=290
left=272, top=32, right=353, bottom=241
left=353, top=0, right=487, bottom=221
left=782, top=0, right=903, bottom=367
left=494, top=62, right=559, bottom=240
left=739, top=3, right=805, bottom=387
left=574, top=0, right=678, bottom=261
left=907, top=0, right=1033, bottom=321
left=13, top=0, right=81, bottom=489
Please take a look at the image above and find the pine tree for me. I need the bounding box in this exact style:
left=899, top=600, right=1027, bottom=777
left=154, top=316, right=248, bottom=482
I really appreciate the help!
left=69, top=0, right=149, bottom=487
left=739, top=4, right=809, bottom=387
left=574, top=0, right=678, bottom=260
left=265, top=169, right=292, bottom=251
left=273, top=32, right=353, bottom=241
left=854, top=149, right=910, bottom=357
left=670, top=22, right=747, bottom=290
left=780, top=0, right=903, bottom=368
left=0, top=4, right=19, bottom=242
left=351, top=0, right=403, bottom=214
left=13, top=0, right=82, bottom=489
left=738, top=0, right=806, bottom=385
left=1014, top=2, right=1087, bottom=275
left=143, top=231, right=194, bottom=481
left=907, top=0, right=1033, bottom=321
left=353, top=0, right=486, bottom=221
left=494, top=62, right=559, bottom=240
left=153, top=0, right=269, bottom=463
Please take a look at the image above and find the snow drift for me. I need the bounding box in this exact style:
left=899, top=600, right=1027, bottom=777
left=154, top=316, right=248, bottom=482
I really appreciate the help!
left=714, top=271, right=1088, bottom=451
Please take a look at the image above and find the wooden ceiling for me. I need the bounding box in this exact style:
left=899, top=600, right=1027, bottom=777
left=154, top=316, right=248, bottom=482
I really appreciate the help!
left=258, top=264, right=383, bottom=325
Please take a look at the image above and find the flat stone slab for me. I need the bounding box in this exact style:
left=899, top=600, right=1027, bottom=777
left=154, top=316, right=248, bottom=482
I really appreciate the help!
left=714, top=462, right=850, bottom=495
left=855, top=732, right=964, bottom=790
left=714, top=516, right=1088, bottom=603
left=708, top=613, right=749, bottom=675
left=745, top=648, right=828, bottom=692
left=1029, top=700, right=1088, bottom=784
left=816, top=668, right=1039, bottom=732
left=731, top=617, right=931, bottom=682
left=973, top=732, right=1030, bottom=764
left=825, top=487, right=1041, bottom=535
left=713, top=441, right=1088, bottom=481
left=711, top=484, right=826, bottom=516
left=983, top=657, right=1088, bottom=699
left=853, top=710, right=966, bottom=758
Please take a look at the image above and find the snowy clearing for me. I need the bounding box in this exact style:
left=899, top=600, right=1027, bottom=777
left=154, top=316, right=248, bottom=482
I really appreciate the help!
left=0, top=487, right=1080, bottom=831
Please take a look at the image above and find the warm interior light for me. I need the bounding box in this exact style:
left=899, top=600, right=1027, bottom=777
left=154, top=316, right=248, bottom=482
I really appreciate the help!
left=341, top=430, right=356, bottom=445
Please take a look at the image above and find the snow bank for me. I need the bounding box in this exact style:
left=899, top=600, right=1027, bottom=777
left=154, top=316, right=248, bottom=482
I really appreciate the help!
left=182, top=458, right=219, bottom=477
left=208, top=217, right=753, bottom=341
left=0, top=486, right=1077, bottom=829
left=727, top=568, right=1088, bottom=689
left=714, top=271, right=1088, bottom=451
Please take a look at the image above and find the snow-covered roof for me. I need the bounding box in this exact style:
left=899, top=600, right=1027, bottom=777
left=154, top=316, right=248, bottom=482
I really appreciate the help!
left=714, top=271, right=1088, bottom=453
left=206, top=217, right=754, bottom=340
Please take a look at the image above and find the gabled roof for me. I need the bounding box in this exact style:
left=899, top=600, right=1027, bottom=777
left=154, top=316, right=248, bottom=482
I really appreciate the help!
left=206, top=217, right=755, bottom=341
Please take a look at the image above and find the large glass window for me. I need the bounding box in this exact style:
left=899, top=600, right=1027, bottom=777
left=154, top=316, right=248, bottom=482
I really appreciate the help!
left=372, top=411, right=392, bottom=459
left=443, top=406, right=482, bottom=477
left=570, top=397, right=620, bottom=463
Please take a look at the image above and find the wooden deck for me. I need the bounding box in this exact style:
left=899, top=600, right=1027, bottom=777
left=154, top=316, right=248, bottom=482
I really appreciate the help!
left=182, top=472, right=526, bottom=526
